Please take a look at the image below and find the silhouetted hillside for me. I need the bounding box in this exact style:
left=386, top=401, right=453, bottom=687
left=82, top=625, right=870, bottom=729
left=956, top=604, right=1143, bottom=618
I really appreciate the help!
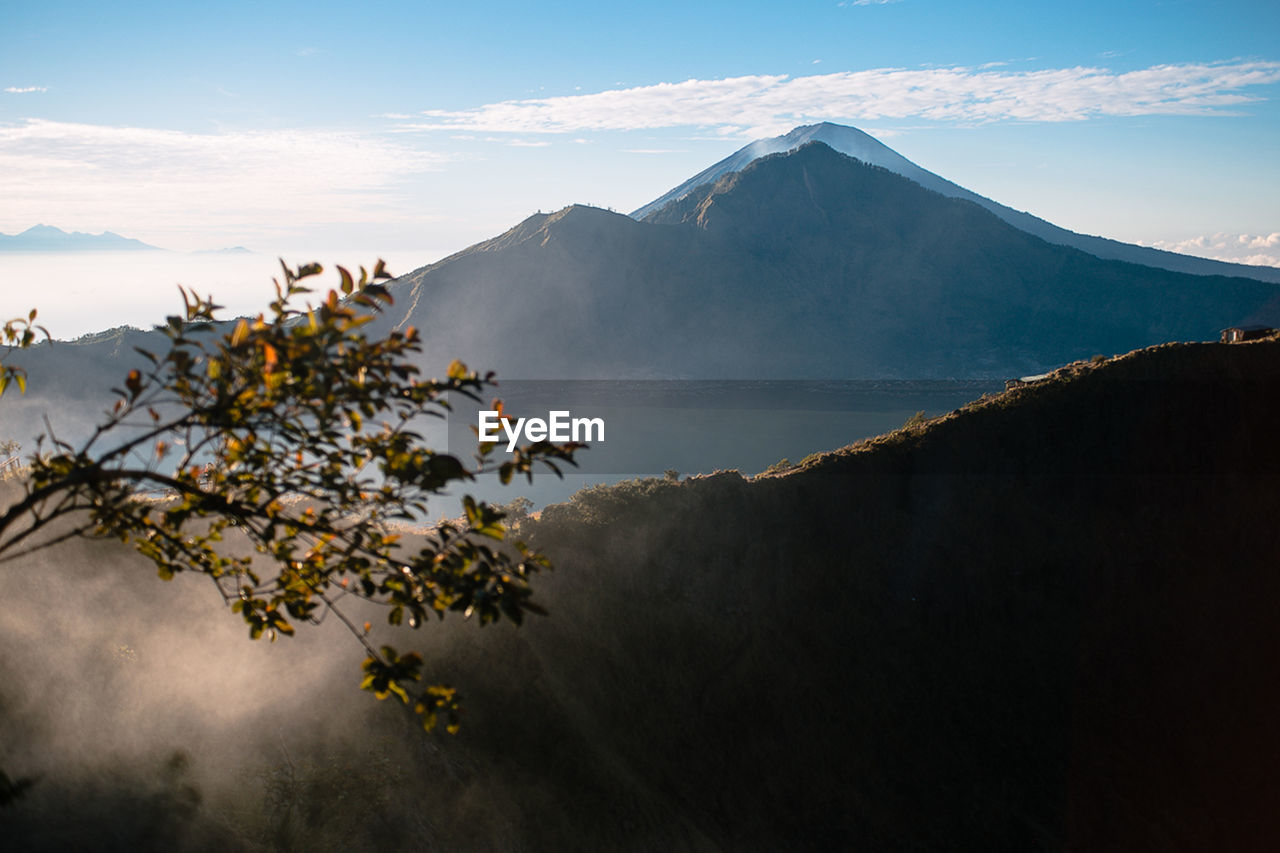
left=515, top=334, right=1280, bottom=849
left=4, top=336, right=1279, bottom=850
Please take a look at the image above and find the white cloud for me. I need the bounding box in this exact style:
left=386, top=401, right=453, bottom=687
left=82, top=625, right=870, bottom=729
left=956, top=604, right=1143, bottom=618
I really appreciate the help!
left=506, top=139, right=551, bottom=147
left=398, top=61, right=1280, bottom=138
left=840, top=0, right=903, bottom=6
left=1147, top=232, right=1280, bottom=268
left=5, top=86, right=48, bottom=94
left=0, top=119, right=446, bottom=247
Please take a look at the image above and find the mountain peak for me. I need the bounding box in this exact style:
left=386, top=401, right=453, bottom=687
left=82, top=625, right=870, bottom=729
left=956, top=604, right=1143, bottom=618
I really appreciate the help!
left=21, top=224, right=66, bottom=236
left=629, top=123, right=917, bottom=221
left=632, top=122, right=1280, bottom=284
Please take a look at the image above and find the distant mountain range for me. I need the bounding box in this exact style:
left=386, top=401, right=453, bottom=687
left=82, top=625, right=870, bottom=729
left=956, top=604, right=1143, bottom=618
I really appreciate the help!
left=633, top=123, right=1280, bottom=285
left=0, top=225, right=256, bottom=255
left=0, top=224, right=163, bottom=252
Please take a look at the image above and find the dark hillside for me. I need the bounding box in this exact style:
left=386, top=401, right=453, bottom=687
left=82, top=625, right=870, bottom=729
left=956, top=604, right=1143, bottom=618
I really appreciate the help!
left=518, top=335, right=1280, bottom=849
left=4, top=337, right=1279, bottom=851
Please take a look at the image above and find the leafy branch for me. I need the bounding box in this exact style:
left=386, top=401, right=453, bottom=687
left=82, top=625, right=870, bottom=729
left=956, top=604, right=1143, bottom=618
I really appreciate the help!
left=0, top=260, right=581, bottom=732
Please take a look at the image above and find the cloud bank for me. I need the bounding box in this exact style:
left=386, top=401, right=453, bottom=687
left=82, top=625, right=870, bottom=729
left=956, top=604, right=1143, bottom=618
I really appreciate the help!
left=402, top=61, right=1280, bottom=137
left=0, top=119, right=445, bottom=246
left=1148, top=232, right=1280, bottom=269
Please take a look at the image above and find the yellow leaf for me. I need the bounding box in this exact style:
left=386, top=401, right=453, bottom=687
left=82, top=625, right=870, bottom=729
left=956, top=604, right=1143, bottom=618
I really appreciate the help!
left=262, top=342, right=278, bottom=373
left=230, top=318, right=250, bottom=347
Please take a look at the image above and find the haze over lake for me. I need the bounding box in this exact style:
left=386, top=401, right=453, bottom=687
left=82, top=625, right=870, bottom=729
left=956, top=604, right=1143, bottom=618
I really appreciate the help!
left=0, top=250, right=447, bottom=339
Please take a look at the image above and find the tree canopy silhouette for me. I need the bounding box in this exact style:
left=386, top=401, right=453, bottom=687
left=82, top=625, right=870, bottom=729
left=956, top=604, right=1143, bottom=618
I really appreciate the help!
left=0, top=261, right=580, bottom=733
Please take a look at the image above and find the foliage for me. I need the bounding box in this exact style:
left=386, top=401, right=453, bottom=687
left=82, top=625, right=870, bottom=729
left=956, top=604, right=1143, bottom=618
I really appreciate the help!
left=0, top=261, right=581, bottom=733
left=761, top=457, right=792, bottom=475
left=0, top=309, right=48, bottom=396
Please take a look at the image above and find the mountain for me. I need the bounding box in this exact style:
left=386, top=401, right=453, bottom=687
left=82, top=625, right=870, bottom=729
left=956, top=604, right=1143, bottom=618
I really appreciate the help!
left=193, top=246, right=254, bottom=255
left=380, top=142, right=1278, bottom=379
left=633, top=123, right=1280, bottom=284
left=0, top=224, right=163, bottom=252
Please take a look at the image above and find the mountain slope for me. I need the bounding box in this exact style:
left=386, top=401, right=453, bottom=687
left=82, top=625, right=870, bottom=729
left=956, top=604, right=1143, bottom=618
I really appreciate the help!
left=633, top=123, right=1280, bottom=284
left=382, top=142, right=1278, bottom=379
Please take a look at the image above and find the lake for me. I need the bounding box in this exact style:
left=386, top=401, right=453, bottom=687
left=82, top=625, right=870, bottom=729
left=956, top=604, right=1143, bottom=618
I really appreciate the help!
left=435, top=379, right=1004, bottom=510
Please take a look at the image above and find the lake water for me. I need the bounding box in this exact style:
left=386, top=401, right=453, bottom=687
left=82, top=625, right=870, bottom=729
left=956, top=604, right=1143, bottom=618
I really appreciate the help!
left=0, top=255, right=1004, bottom=511
left=435, top=379, right=1004, bottom=510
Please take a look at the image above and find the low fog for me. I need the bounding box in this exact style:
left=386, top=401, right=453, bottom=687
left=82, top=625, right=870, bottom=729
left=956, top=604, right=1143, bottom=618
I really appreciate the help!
left=0, top=481, right=554, bottom=851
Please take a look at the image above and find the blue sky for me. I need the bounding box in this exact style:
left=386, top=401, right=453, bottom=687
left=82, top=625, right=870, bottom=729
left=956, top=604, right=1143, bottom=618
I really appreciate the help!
left=3, top=0, right=1278, bottom=275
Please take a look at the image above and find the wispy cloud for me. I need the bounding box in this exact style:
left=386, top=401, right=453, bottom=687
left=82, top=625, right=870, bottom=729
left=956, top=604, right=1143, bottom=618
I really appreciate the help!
left=398, top=61, right=1280, bottom=138
left=1147, top=232, right=1280, bottom=268
left=839, top=0, right=904, bottom=6
left=0, top=119, right=446, bottom=245
left=5, top=86, right=48, bottom=94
